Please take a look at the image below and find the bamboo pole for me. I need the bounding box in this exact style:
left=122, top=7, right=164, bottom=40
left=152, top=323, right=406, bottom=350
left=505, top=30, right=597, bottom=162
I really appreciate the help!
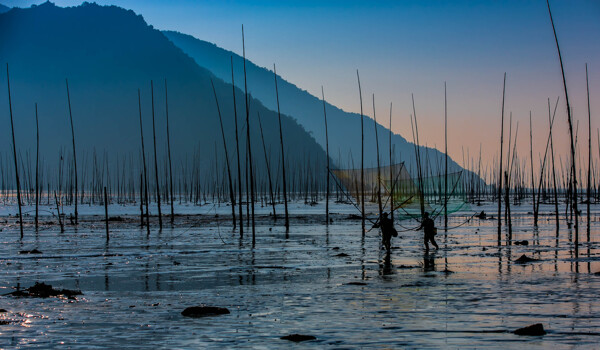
left=373, top=95, right=383, bottom=218
left=6, top=64, right=23, bottom=238
left=444, top=82, right=448, bottom=230
left=274, top=64, right=289, bottom=231
left=35, top=103, right=39, bottom=230
left=256, top=111, right=276, bottom=218
left=150, top=80, right=163, bottom=230
left=322, top=87, right=330, bottom=224
left=138, top=89, right=150, bottom=235
left=65, top=79, right=78, bottom=225
left=586, top=63, right=591, bottom=242
left=356, top=70, right=365, bottom=235
left=547, top=0, right=578, bottom=254
left=389, top=103, right=394, bottom=223
left=498, top=73, right=506, bottom=244
left=211, top=79, right=237, bottom=227
left=231, top=57, right=243, bottom=236
left=104, top=186, right=109, bottom=241
left=530, top=112, right=537, bottom=226
left=165, top=79, right=175, bottom=225
left=242, top=26, right=256, bottom=242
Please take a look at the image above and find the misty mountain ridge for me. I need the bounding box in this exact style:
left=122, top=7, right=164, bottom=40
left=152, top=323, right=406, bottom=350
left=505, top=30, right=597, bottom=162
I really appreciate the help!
left=0, top=2, right=326, bottom=184
left=163, top=30, right=467, bottom=176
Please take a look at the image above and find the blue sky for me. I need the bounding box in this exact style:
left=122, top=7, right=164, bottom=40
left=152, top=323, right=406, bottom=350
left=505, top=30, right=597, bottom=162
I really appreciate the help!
left=2, top=0, right=599, bottom=167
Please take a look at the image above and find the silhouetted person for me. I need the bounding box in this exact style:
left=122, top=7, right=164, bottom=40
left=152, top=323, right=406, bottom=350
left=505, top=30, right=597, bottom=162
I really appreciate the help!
left=418, top=212, right=438, bottom=251
left=374, top=212, right=397, bottom=252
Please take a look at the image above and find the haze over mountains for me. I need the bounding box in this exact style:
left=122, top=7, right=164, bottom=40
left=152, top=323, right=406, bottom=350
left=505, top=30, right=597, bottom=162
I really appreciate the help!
left=0, top=1, right=468, bottom=188
left=0, top=2, right=326, bottom=183
left=164, top=31, right=466, bottom=175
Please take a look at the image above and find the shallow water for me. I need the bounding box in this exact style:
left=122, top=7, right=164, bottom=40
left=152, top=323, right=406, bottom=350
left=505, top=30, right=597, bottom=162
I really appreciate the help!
left=1, top=201, right=599, bottom=348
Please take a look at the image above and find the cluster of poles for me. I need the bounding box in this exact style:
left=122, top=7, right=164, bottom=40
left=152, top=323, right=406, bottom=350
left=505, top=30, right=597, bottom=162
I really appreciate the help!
left=2, top=3, right=597, bottom=254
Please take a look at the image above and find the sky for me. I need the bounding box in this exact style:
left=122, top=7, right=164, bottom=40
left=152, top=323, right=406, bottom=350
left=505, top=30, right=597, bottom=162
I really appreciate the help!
left=2, top=0, right=600, bottom=175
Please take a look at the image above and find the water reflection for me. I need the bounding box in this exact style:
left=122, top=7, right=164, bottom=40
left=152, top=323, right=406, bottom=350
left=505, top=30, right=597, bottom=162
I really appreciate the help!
left=423, top=251, right=435, bottom=272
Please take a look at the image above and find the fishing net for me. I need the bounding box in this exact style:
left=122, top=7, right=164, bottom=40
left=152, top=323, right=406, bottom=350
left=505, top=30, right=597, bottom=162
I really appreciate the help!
left=331, top=163, right=468, bottom=220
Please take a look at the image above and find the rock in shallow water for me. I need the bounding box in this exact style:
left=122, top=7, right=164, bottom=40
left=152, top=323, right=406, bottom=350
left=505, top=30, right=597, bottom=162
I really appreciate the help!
left=181, top=306, right=230, bottom=318
left=8, top=282, right=82, bottom=298
left=281, top=334, right=316, bottom=342
left=513, top=323, right=546, bottom=336
left=515, top=254, right=538, bottom=263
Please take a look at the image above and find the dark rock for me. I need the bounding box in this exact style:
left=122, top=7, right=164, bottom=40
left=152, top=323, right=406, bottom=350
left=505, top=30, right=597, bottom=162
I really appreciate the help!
left=514, top=240, right=529, bottom=246
left=0, top=320, right=10, bottom=325
left=515, top=254, right=539, bottom=263
left=345, top=281, right=367, bottom=286
left=397, top=265, right=418, bottom=269
left=8, top=282, right=82, bottom=298
left=513, top=323, right=546, bottom=336
left=476, top=211, right=487, bottom=219
left=281, top=334, right=316, bottom=342
left=108, top=216, right=124, bottom=221
left=335, top=253, right=349, bottom=257
left=0, top=308, right=7, bottom=312
left=19, top=249, right=42, bottom=254
left=594, top=271, right=600, bottom=276
left=181, top=305, right=230, bottom=318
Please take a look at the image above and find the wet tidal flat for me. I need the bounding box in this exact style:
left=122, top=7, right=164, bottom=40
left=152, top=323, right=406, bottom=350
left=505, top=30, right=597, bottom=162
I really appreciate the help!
left=1, top=203, right=599, bottom=348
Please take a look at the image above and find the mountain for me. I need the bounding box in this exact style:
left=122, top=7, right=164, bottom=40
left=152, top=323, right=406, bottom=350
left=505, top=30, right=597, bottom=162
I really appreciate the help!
left=0, top=4, right=10, bottom=14
left=164, top=30, right=466, bottom=176
left=0, top=2, right=326, bottom=187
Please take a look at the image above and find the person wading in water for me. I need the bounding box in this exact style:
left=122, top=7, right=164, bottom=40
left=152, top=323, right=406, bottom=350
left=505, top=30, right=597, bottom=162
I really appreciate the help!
left=418, top=211, right=439, bottom=251
left=374, top=212, right=397, bottom=252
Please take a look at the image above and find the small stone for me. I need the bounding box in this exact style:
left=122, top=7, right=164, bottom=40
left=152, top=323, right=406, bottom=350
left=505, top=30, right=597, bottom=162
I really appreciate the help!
left=18, top=249, right=42, bottom=254
left=335, top=253, right=349, bottom=257
left=345, top=281, right=367, bottom=286
left=281, top=334, right=316, bottom=342
left=514, top=323, right=546, bottom=336
left=515, top=254, right=538, bottom=263
left=514, top=240, right=529, bottom=246
left=181, top=306, right=230, bottom=318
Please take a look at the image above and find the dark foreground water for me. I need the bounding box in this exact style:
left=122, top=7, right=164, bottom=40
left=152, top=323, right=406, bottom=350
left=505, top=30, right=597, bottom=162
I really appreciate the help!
left=1, top=202, right=599, bottom=348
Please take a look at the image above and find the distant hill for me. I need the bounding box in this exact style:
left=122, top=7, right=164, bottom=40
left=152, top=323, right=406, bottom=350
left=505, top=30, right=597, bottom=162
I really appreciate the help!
left=0, top=2, right=326, bottom=187
left=0, top=4, right=9, bottom=14
left=164, top=30, right=465, bottom=175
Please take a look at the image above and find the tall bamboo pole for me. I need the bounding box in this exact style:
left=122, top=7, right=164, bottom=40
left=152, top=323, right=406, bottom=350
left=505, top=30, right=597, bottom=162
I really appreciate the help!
left=211, top=79, right=237, bottom=228
left=165, top=79, right=175, bottom=224
left=231, top=57, right=243, bottom=236
left=273, top=64, right=289, bottom=231
left=356, top=70, right=365, bottom=235
left=549, top=99, right=559, bottom=230
left=373, top=95, right=383, bottom=218
left=138, top=89, right=150, bottom=235
left=35, top=103, right=39, bottom=230
left=444, top=82, right=448, bottom=230
left=242, top=26, right=256, bottom=241
left=322, top=87, right=330, bottom=224
left=547, top=0, right=578, bottom=254
left=150, top=80, right=162, bottom=229
left=6, top=64, right=23, bottom=238
left=530, top=112, right=537, bottom=226
left=586, top=63, right=591, bottom=242
left=389, top=103, right=394, bottom=223
left=256, top=111, right=276, bottom=218
left=65, top=79, right=78, bottom=225
left=498, top=73, right=506, bottom=244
